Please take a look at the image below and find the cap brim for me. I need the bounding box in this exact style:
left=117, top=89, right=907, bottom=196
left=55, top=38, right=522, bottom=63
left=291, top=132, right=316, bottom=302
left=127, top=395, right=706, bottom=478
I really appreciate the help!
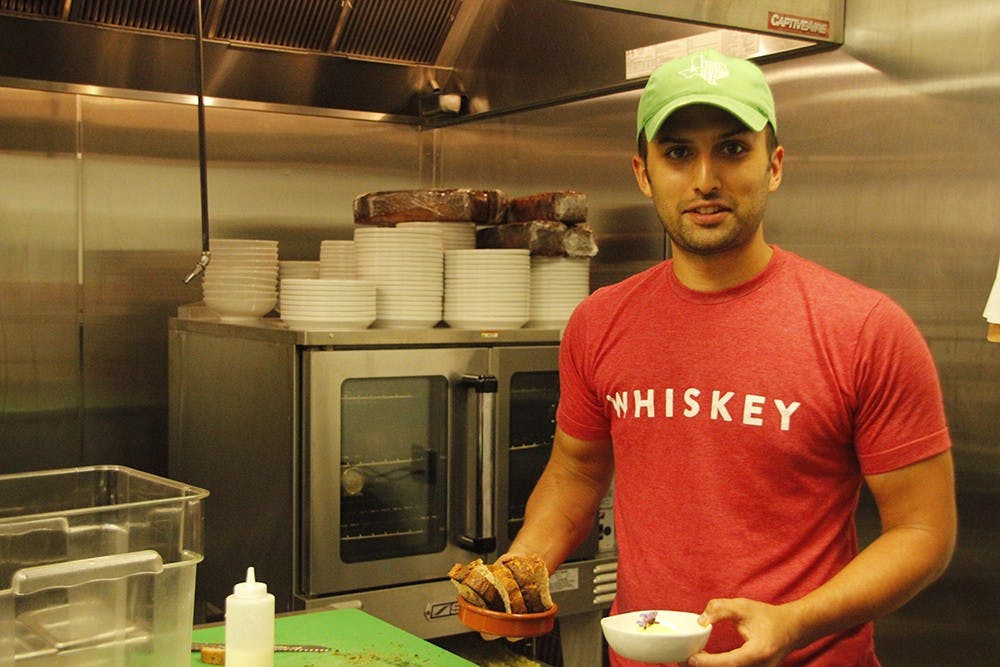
left=639, top=95, right=770, bottom=141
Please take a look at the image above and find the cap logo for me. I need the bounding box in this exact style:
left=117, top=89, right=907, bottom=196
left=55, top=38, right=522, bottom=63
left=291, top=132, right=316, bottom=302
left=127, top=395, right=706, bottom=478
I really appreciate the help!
left=677, top=54, right=730, bottom=86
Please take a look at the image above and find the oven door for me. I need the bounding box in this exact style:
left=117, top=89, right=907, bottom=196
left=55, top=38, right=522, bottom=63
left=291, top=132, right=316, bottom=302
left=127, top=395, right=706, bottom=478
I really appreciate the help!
left=301, top=346, right=488, bottom=596
left=492, top=345, right=600, bottom=560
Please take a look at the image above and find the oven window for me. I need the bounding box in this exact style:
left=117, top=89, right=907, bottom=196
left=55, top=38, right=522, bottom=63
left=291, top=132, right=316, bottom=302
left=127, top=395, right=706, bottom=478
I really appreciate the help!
left=507, top=370, right=559, bottom=541
left=339, top=375, right=448, bottom=563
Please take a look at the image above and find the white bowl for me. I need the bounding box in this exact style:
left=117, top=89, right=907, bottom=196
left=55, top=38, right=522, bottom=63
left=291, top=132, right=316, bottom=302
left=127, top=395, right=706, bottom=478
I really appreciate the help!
left=206, top=261, right=279, bottom=271
left=209, top=238, right=277, bottom=245
left=203, top=289, right=278, bottom=299
left=207, top=280, right=280, bottom=289
left=209, top=245, right=278, bottom=252
left=204, top=293, right=277, bottom=319
left=210, top=252, right=278, bottom=260
left=601, top=611, right=711, bottom=664
left=205, top=266, right=279, bottom=275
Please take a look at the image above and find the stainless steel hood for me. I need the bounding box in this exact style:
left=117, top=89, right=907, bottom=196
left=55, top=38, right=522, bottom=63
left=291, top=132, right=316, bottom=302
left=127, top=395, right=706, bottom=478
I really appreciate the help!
left=0, top=0, right=842, bottom=125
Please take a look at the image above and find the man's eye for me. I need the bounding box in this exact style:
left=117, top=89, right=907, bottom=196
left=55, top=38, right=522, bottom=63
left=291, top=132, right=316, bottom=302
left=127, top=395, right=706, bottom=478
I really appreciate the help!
left=664, top=146, right=691, bottom=160
left=719, top=142, right=746, bottom=156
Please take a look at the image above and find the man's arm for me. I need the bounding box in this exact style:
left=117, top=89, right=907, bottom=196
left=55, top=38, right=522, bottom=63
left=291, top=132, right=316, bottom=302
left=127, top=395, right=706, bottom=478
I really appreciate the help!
left=507, top=426, right=615, bottom=574
left=690, top=450, right=957, bottom=667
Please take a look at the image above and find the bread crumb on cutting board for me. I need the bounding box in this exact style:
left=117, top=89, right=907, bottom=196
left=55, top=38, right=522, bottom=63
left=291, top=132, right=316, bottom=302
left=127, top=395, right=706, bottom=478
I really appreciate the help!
left=199, top=644, right=226, bottom=664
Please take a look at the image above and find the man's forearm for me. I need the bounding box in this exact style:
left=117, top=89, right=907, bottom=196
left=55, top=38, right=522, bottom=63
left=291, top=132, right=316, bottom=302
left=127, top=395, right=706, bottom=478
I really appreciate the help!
left=788, top=452, right=956, bottom=650
left=510, top=466, right=606, bottom=571
left=786, top=523, right=953, bottom=649
left=509, top=430, right=614, bottom=573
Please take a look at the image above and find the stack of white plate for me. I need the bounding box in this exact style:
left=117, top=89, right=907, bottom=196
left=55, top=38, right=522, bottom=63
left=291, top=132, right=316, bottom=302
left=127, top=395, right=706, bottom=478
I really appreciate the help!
left=279, top=260, right=320, bottom=280
left=277, top=260, right=320, bottom=314
left=354, top=227, right=443, bottom=329
left=202, top=239, right=278, bottom=321
left=278, top=278, right=376, bottom=330
left=528, top=257, right=590, bottom=328
left=397, top=222, right=476, bottom=251
left=319, top=240, right=357, bottom=278
left=444, top=249, right=530, bottom=330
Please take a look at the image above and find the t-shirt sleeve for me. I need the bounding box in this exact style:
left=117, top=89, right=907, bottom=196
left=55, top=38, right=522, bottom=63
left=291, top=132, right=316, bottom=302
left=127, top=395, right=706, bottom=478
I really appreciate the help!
left=852, top=298, right=952, bottom=474
left=555, top=301, right=612, bottom=442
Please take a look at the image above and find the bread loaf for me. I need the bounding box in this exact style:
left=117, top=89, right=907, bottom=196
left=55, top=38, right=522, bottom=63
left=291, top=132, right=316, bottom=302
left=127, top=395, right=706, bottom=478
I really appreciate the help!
left=562, top=223, right=599, bottom=258
left=476, top=221, right=599, bottom=258
left=448, top=558, right=504, bottom=611
left=496, top=553, right=553, bottom=612
left=449, top=554, right=553, bottom=614
left=477, top=221, right=568, bottom=256
left=353, top=189, right=508, bottom=225
left=508, top=191, right=587, bottom=223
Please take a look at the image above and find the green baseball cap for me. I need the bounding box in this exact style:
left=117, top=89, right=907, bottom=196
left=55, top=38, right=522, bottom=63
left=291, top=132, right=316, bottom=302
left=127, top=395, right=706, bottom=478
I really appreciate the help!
left=636, top=49, right=777, bottom=142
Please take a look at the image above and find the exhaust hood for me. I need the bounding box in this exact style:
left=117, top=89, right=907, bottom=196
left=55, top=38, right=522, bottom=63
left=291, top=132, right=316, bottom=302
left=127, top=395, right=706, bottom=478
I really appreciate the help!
left=0, top=0, right=842, bottom=125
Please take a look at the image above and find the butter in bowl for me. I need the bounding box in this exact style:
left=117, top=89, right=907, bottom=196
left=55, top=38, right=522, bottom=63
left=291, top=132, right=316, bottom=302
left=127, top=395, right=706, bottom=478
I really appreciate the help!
left=601, top=610, right=712, bottom=663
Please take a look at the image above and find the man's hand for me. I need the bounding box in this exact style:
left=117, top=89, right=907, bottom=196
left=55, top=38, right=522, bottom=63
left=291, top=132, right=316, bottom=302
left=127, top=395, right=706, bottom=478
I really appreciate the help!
left=686, top=598, right=799, bottom=667
left=480, top=633, right=523, bottom=642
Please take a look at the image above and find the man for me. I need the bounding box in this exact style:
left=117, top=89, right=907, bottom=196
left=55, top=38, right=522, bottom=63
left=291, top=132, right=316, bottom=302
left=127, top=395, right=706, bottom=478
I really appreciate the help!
left=507, top=50, right=956, bottom=666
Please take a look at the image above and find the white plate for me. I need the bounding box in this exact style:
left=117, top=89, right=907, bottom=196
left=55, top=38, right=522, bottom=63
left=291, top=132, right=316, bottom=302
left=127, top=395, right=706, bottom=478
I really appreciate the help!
left=279, top=304, right=375, bottom=313
left=279, top=308, right=374, bottom=318
left=446, top=291, right=528, bottom=299
left=444, top=317, right=528, bottom=330
left=445, top=280, right=529, bottom=288
left=282, top=318, right=374, bottom=330
left=279, top=292, right=375, bottom=300
left=209, top=238, right=278, bottom=245
left=204, top=280, right=277, bottom=290
left=281, top=278, right=371, bottom=287
left=446, top=249, right=528, bottom=256
left=206, top=263, right=279, bottom=271
left=372, top=318, right=442, bottom=329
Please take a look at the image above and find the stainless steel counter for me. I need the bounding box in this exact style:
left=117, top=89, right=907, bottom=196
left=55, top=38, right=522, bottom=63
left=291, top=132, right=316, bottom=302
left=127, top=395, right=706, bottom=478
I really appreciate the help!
left=172, top=304, right=563, bottom=347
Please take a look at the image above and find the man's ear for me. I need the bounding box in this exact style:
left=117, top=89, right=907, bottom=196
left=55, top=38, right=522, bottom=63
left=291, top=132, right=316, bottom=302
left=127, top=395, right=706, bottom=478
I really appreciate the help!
left=768, top=145, right=784, bottom=193
left=632, top=154, right=653, bottom=198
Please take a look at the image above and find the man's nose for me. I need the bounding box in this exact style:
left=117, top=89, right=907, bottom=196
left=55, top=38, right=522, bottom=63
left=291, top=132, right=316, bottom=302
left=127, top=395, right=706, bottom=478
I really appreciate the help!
left=693, top=155, right=721, bottom=195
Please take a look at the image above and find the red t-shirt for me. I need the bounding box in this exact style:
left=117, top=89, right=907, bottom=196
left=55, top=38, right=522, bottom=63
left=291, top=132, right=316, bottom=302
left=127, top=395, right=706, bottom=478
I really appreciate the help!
left=557, top=247, right=950, bottom=666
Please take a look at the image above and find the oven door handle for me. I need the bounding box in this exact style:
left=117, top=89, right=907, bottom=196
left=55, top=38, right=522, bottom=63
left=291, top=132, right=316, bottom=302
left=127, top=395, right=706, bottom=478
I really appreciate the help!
left=457, top=374, right=498, bottom=554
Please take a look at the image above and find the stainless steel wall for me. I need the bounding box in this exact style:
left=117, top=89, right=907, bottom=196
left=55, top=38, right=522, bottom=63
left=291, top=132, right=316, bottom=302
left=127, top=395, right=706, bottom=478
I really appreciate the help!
left=434, top=1, right=998, bottom=662
left=0, top=0, right=996, bottom=661
left=0, top=91, right=424, bottom=472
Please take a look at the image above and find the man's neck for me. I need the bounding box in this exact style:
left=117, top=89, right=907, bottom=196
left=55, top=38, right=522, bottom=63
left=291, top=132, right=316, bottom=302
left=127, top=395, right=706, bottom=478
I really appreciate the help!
left=670, top=240, right=774, bottom=292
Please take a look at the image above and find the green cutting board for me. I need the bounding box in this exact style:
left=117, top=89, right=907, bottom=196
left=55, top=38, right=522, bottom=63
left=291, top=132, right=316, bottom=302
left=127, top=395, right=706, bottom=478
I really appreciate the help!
left=190, top=608, right=476, bottom=666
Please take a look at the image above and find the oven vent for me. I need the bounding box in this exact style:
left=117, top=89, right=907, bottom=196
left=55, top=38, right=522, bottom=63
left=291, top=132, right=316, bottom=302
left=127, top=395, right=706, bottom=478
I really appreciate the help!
left=210, top=0, right=343, bottom=52
left=69, top=0, right=196, bottom=33
left=0, top=0, right=462, bottom=65
left=333, top=0, right=461, bottom=65
left=0, top=0, right=64, bottom=19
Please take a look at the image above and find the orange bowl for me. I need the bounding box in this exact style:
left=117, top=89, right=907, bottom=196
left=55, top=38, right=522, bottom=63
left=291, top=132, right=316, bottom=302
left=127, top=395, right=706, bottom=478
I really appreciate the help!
left=456, top=596, right=558, bottom=637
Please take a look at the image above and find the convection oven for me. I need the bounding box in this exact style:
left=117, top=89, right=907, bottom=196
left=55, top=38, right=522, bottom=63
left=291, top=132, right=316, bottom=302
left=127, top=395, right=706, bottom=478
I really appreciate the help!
left=302, top=343, right=591, bottom=595
left=168, top=313, right=616, bottom=662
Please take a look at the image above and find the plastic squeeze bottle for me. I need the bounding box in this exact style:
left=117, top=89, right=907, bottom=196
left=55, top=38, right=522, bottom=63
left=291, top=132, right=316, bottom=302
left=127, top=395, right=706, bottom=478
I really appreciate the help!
left=225, top=566, right=275, bottom=667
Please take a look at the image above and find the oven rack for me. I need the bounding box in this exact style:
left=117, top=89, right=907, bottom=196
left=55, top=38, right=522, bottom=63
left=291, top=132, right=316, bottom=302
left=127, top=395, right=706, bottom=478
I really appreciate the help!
left=340, top=505, right=441, bottom=541
left=509, top=440, right=552, bottom=452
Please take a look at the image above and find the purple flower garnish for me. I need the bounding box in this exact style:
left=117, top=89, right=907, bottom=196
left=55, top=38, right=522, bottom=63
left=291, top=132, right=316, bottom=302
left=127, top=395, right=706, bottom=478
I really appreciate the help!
left=637, top=611, right=659, bottom=630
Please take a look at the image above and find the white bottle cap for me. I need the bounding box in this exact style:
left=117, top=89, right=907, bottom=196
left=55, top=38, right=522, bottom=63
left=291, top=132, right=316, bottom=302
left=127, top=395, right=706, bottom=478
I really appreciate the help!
left=233, top=566, right=268, bottom=597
